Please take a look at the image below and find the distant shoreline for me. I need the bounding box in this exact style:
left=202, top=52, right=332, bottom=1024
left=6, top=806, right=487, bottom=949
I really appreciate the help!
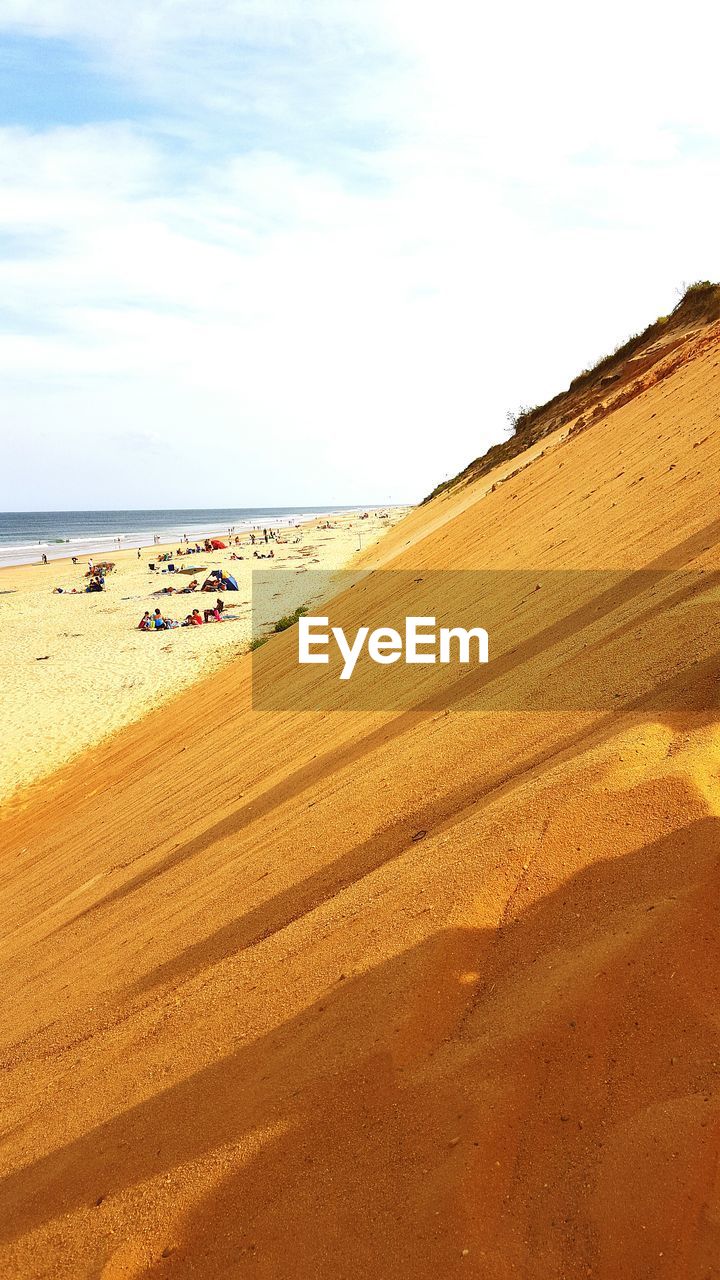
left=0, top=504, right=398, bottom=569
left=0, top=506, right=410, bottom=804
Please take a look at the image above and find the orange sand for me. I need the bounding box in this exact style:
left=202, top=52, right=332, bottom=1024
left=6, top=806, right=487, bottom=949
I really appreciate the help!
left=1, top=320, right=720, bottom=1277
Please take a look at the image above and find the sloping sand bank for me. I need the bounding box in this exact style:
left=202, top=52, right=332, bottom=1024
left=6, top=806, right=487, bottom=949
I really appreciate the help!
left=1, top=321, right=720, bottom=1277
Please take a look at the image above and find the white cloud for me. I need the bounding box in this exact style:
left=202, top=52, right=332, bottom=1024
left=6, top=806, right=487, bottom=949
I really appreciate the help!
left=0, top=1, right=719, bottom=507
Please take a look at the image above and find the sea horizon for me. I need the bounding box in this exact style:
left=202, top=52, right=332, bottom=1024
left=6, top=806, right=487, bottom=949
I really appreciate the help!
left=0, top=504, right=392, bottom=568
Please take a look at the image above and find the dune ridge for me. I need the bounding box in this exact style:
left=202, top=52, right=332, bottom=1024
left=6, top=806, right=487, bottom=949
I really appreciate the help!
left=1, top=303, right=720, bottom=1277
left=424, top=279, right=720, bottom=504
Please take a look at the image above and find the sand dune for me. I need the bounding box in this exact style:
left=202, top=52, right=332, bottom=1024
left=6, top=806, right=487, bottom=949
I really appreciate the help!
left=1, top=309, right=720, bottom=1276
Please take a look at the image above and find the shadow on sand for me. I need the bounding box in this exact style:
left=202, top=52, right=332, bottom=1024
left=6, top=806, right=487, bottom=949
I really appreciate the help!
left=2, top=815, right=720, bottom=1278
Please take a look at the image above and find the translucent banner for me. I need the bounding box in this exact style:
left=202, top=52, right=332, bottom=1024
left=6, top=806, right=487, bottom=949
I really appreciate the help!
left=250, top=568, right=720, bottom=713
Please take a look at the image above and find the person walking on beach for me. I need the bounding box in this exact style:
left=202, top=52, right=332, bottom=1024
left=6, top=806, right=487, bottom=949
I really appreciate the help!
left=41, top=553, right=48, bottom=564
left=137, top=548, right=142, bottom=559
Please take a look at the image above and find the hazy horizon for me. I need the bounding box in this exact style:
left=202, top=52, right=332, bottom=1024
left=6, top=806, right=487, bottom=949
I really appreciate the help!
left=0, top=501, right=397, bottom=514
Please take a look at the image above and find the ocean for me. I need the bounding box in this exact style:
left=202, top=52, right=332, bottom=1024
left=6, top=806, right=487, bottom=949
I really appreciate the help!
left=0, top=506, right=368, bottom=568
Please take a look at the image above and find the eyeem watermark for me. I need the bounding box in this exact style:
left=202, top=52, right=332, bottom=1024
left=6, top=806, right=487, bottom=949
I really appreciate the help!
left=251, top=567, right=720, bottom=712
left=298, top=615, right=489, bottom=680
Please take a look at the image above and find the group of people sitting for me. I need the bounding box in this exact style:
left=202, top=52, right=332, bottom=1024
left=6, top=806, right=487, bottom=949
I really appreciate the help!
left=138, top=599, right=227, bottom=631
left=153, top=571, right=239, bottom=596
left=53, top=570, right=106, bottom=594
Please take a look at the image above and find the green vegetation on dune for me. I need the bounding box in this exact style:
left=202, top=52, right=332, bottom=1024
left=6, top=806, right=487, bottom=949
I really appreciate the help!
left=273, top=605, right=308, bottom=633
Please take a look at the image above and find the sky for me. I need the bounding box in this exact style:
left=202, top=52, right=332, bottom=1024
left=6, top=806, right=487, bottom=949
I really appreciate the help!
left=0, top=1, right=719, bottom=510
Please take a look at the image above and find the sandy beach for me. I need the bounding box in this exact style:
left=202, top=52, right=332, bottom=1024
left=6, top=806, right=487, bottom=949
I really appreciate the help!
left=6, top=0, right=720, bottom=1267
left=2, top=291, right=720, bottom=1279
left=0, top=508, right=407, bottom=806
